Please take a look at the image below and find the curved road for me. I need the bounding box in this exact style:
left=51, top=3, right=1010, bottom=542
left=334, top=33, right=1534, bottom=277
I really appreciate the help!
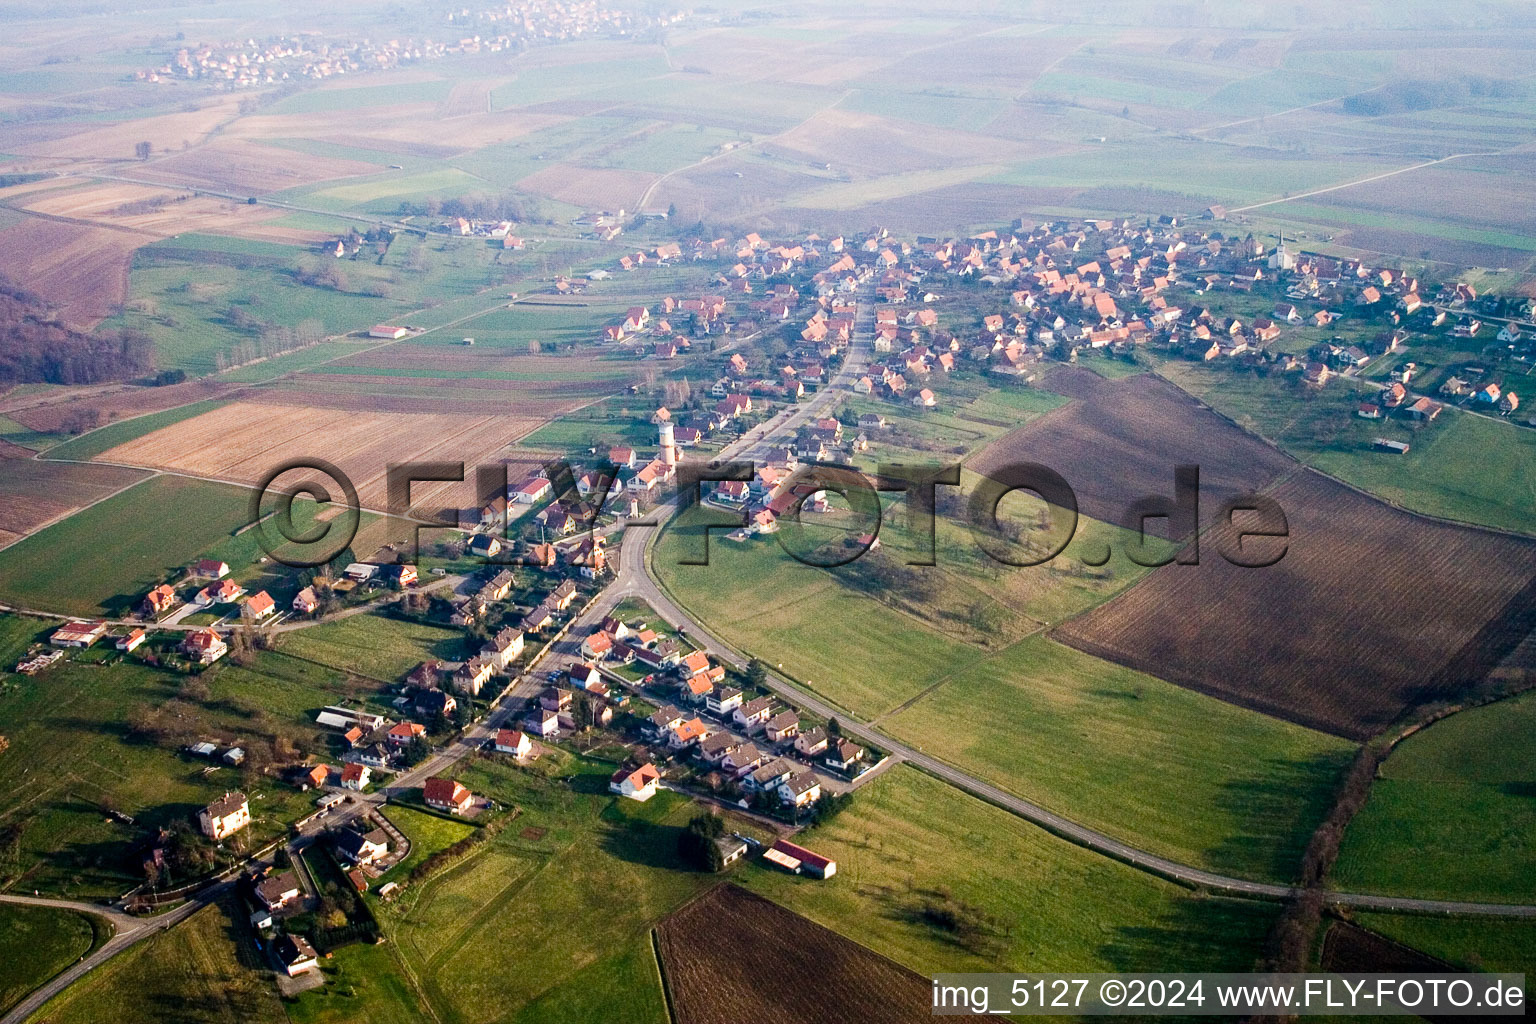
left=7, top=273, right=1533, bottom=1023
left=601, top=280, right=1536, bottom=919
left=0, top=887, right=223, bottom=1024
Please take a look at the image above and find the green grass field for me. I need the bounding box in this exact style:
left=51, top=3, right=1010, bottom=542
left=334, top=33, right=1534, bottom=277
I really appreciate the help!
left=1353, top=914, right=1536, bottom=980
left=1333, top=692, right=1536, bottom=903
left=376, top=804, right=477, bottom=883
left=0, top=624, right=348, bottom=898
left=283, top=939, right=428, bottom=1024
left=42, top=400, right=230, bottom=461
left=366, top=752, right=699, bottom=1024
left=880, top=635, right=1355, bottom=881
left=1156, top=361, right=1536, bottom=536
left=29, top=900, right=286, bottom=1024
left=738, top=766, right=1279, bottom=973
left=111, top=244, right=407, bottom=374
left=0, top=475, right=254, bottom=617
left=0, top=904, right=97, bottom=1017
left=274, top=612, right=468, bottom=681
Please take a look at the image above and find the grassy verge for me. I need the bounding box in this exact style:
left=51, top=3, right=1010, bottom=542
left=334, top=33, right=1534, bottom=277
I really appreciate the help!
left=1333, top=691, right=1536, bottom=902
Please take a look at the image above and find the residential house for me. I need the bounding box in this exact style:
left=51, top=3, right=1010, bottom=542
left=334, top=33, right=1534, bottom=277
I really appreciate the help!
left=609, top=763, right=660, bottom=801
left=340, top=762, right=371, bottom=791
left=335, top=827, right=389, bottom=867
left=454, top=655, right=495, bottom=697
left=276, top=935, right=319, bottom=976
left=778, top=771, right=822, bottom=808
left=667, top=717, right=711, bottom=750
left=182, top=628, right=228, bottom=665
left=706, top=686, right=743, bottom=717
left=256, top=871, right=301, bottom=911
left=481, top=627, right=525, bottom=670
left=292, top=587, right=319, bottom=614
left=825, top=739, right=865, bottom=771
left=423, top=777, right=473, bottom=814
left=526, top=708, right=560, bottom=738
left=141, top=584, right=178, bottom=618
left=764, top=710, right=800, bottom=744
left=734, top=696, right=774, bottom=730
left=387, top=722, right=426, bottom=748
left=115, top=627, right=147, bottom=652
left=244, top=590, right=276, bottom=620
left=199, top=792, right=250, bottom=839
left=745, top=757, right=798, bottom=793
left=793, top=726, right=829, bottom=757
left=494, top=729, right=531, bottom=758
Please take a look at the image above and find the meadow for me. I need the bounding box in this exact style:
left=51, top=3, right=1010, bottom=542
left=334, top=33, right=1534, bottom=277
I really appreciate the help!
left=29, top=900, right=286, bottom=1024
left=880, top=636, right=1356, bottom=881
left=1353, top=914, right=1536, bottom=980
left=0, top=623, right=355, bottom=897
left=737, top=766, right=1280, bottom=974
left=0, top=475, right=254, bottom=617
left=1332, top=692, right=1536, bottom=903
left=0, top=903, right=98, bottom=1016
left=376, top=804, right=477, bottom=882
left=366, top=752, right=702, bottom=1024
left=274, top=613, right=469, bottom=681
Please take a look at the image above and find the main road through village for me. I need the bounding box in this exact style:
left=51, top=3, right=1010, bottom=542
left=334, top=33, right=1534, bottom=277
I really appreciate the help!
left=5, top=282, right=1534, bottom=1024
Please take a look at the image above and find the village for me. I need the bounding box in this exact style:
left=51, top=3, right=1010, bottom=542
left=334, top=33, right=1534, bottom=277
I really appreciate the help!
left=131, top=1, right=686, bottom=89
left=10, top=201, right=1536, bottom=991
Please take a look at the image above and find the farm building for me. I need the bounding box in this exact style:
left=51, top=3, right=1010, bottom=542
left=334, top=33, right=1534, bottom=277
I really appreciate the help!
left=50, top=620, right=107, bottom=648
left=764, top=839, right=837, bottom=879
left=369, top=325, right=410, bottom=340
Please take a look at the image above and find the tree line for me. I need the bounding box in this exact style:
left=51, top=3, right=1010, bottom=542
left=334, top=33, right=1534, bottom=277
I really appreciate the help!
left=0, top=275, right=154, bottom=384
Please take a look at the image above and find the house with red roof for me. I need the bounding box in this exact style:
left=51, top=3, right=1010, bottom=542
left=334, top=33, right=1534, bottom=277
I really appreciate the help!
left=423, top=777, right=473, bottom=814
left=610, top=763, right=660, bottom=801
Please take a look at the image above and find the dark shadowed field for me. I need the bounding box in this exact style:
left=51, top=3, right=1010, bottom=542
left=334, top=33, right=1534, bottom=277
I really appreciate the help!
left=656, top=884, right=931, bottom=1024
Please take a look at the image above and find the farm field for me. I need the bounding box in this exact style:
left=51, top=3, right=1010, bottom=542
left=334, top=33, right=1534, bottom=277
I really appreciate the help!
left=132, top=137, right=382, bottom=195
left=968, top=367, right=1299, bottom=538
left=0, top=217, right=142, bottom=328
left=737, top=766, right=1279, bottom=975
left=38, top=398, right=233, bottom=462
left=29, top=900, right=286, bottom=1024
left=1155, top=361, right=1536, bottom=537
left=1056, top=467, right=1536, bottom=739
left=92, top=400, right=558, bottom=511
left=880, top=635, right=1355, bottom=881
left=1332, top=692, right=1536, bottom=903
left=657, top=884, right=931, bottom=1024
left=10, top=375, right=233, bottom=445
left=0, top=904, right=97, bottom=1017
left=275, top=612, right=469, bottom=681
left=0, top=475, right=252, bottom=617
left=0, top=457, right=147, bottom=542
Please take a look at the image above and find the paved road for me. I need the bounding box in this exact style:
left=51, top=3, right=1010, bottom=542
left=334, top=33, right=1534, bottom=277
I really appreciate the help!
left=0, top=885, right=224, bottom=1024
left=599, top=284, right=1536, bottom=919
left=11, top=271, right=1534, bottom=1021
